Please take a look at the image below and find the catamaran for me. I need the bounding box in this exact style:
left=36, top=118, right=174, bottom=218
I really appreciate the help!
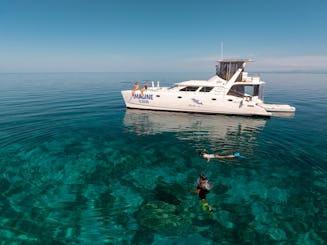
left=121, top=59, right=296, bottom=117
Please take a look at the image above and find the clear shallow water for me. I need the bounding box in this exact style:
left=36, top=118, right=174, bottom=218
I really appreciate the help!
left=0, top=72, right=326, bottom=244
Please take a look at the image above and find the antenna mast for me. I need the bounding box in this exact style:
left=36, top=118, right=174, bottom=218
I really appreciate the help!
left=220, top=42, right=224, bottom=60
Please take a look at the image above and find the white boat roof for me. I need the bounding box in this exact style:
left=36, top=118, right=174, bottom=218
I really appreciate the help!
left=218, top=59, right=254, bottom=63
left=175, top=75, right=226, bottom=86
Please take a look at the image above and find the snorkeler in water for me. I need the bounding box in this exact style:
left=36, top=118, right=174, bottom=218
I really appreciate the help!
left=199, top=151, right=246, bottom=162
left=190, top=173, right=213, bottom=216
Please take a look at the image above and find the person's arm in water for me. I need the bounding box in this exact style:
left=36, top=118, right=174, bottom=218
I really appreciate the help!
left=190, top=188, right=200, bottom=194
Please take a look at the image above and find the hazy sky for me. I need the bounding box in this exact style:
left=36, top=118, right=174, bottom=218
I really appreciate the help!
left=1, top=0, right=326, bottom=72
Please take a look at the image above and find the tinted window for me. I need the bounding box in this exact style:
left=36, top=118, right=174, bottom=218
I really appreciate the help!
left=179, top=86, right=199, bottom=92
left=227, top=85, right=244, bottom=97
left=200, top=87, right=213, bottom=92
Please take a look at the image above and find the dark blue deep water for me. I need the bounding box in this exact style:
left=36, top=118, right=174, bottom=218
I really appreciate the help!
left=0, top=72, right=326, bottom=244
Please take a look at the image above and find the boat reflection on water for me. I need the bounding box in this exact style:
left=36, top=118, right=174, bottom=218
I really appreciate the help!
left=123, top=109, right=267, bottom=151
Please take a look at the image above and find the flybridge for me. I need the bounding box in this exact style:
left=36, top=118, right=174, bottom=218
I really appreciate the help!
left=217, top=59, right=253, bottom=81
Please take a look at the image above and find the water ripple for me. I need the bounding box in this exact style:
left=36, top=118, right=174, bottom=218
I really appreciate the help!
left=0, top=72, right=326, bottom=244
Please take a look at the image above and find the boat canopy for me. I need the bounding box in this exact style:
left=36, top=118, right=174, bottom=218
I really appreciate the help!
left=217, top=59, right=253, bottom=81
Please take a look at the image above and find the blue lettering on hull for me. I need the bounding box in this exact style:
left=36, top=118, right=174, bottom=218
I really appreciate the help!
left=133, top=93, right=154, bottom=104
left=133, top=94, right=153, bottom=100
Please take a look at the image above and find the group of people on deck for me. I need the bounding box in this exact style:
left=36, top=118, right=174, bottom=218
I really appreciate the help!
left=132, top=81, right=148, bottom=96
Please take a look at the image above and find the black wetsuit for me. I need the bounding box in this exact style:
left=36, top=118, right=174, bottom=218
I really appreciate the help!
left=197, top=182, right=210, bottom=200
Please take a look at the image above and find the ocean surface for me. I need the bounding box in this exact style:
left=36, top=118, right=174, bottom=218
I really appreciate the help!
left=0, top=72, right=326, bottom=244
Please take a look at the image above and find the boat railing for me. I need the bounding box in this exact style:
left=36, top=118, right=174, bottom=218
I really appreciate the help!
left=242, top=74, right=261, bottom=83
left=242, top=72, right=248, bottom=81
left=151, top=81, right=160, bottom=88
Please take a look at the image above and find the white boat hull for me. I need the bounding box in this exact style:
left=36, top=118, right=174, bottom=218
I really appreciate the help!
left=258, top=103, right=296, bottom=112
left=121, top=90, right=272, bottom=117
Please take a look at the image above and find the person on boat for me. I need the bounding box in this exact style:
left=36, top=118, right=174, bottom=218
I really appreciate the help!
left=190, top=173, right=213, bottom=216
left=132, top=82, right=140, bottom=95
left=141, top=81, right=148, bottom=95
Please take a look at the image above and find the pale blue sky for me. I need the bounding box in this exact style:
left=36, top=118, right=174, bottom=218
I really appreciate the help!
left=1, top=0, right=326, bottom=72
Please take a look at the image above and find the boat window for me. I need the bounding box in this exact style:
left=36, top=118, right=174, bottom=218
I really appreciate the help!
left=253, top=85, right=259, bottom=96
left=217, top=61, right=245, bottom=81
left=245, top=85, right=260, bottom=96
left=200, top=87, right=214, bottom=92
left=179, top=86, right=199, bottom=92
left=227, top=85, right=245, bottom=97
left=228, top=85, right=261, bottom=97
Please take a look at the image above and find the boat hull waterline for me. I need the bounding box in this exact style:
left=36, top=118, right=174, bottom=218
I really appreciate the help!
left=122, top=90, right=273, bottom=117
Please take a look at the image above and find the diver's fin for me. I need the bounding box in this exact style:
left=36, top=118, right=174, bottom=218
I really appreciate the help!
left=202, top=203, right=208, bottom=211
left=234, top=152, right=246, bottom=158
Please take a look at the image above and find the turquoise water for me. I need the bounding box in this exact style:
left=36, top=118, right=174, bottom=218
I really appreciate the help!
left=0, top=72, right=326, bottom=244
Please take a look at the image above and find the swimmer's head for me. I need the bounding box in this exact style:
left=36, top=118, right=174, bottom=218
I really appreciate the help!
left=199, top=173, right=207, bottom=180
left=199, top=152, right=204, bottom=156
